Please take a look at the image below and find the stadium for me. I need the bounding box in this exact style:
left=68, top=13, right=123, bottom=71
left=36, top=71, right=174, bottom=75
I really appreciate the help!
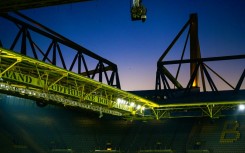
left=0, top=1, right=245, bottom=153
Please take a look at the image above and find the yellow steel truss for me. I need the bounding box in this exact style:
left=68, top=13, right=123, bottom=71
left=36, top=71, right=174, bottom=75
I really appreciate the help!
left=0, top=47, right=244, bottom=120
left=0, top=47, right=159, bottom=117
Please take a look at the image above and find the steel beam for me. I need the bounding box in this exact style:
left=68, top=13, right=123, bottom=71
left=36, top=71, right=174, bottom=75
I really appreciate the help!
left=0, top=0, right=91, bottom=12
left=189, top=14, right=201, bottom=87
left=160, top=55, right=245, bottom=65
left=0, top=12, right=121, bottom=88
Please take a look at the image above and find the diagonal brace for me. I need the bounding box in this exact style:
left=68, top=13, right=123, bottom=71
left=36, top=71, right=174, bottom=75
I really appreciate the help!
left=48, top=73, right=68, bottom=89
left=84, top=85, right=102, bottom=99
left=0, top=58, right=22, bottom=77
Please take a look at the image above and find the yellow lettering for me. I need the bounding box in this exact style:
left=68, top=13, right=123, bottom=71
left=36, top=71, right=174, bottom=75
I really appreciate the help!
left=220, top=121, right=240, bottom=143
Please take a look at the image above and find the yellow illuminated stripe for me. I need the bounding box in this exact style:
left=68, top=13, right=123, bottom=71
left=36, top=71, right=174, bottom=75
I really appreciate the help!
left=158, top=100, right=245, bottom=108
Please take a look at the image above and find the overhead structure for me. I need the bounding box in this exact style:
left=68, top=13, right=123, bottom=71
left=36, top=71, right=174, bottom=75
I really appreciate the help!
left=0, top=47, right=159, bottom=117
left=0, top=12, right=121, bottom=89
left=0, top=10, right=245, bottom=120
left=1, top=47, right=244, bottom=120
left=149, top=13, right=245, bottom=119
left=0, top=11, right=160, bottom=119
left=156, top=13, right=245, bottom=97
left=0, top=0, right=90, bottom=12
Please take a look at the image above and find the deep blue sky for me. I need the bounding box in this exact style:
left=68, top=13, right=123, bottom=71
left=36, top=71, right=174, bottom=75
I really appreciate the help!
left=1, top=0, right=245, bottom=90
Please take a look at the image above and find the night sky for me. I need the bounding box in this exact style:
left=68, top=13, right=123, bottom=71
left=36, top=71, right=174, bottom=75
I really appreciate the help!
left=1, top=0, right=245, bottom=91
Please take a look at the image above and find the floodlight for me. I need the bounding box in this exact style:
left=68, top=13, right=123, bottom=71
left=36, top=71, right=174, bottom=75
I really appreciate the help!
left=238, top=104, right=245, bottom=111
left=136, top=104, right=141, bottom=110
left=130, top=102, right=135, bottom=107
left=117, top=98, right=121, bottom=104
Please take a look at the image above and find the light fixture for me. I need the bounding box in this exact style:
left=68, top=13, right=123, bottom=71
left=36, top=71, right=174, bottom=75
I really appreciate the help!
left=136, top=104, right=141, bottom=110
left=130, top=102, right=135, bottom=107
left=238, top=104, right=245, bottom=111
left=131, top=0, right=147, bottom=22
left=0, top=83, right=122, bottom=116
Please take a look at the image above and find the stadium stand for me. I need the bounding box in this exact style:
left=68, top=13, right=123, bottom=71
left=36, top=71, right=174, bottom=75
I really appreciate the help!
left=1, top=94, right=245, bottom=153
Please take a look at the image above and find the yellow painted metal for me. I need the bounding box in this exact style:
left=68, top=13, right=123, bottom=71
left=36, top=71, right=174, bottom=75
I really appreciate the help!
left=0, top=58, right=22, bottom=77
left=47, top=73, right=68, bottom=89
left=0, top=47, right=159, bottom=117
left=1, top=47, right=244, bottom=119
left=158, top=100, right=245, bottom=108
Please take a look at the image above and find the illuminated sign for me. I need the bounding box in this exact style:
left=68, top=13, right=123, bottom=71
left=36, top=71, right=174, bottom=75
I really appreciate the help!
left=0, top=70, right=131, bottom=111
